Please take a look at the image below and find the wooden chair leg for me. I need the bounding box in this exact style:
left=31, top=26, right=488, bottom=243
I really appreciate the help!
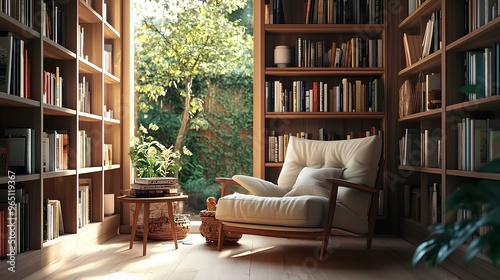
left=217, top=222, right=225, bottom=251
left=320, top=231, right=330, bottom=261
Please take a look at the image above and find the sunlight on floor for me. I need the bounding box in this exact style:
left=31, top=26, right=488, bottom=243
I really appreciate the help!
left=231, top=246, right=275, bottom=258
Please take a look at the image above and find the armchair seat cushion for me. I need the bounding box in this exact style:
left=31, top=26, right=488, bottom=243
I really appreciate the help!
left=216, top=193, right=327, bottom=227
left=216, top=192, right=368, bottom=233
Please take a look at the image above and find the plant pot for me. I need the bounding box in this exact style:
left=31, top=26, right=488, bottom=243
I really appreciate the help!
left=199, top=210, right=242, bottom=244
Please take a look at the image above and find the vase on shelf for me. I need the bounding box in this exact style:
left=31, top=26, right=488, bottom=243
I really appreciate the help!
left=274, top=45, right=291, bottom=67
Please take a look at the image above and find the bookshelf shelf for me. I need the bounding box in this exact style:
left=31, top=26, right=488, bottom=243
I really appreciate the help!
left=265, top=68, right=385, bottom=76
left=265, top=24, right=385, bottom=34
left=446, top=95, right=500, bottom=112
left=398, top=108, right=442, bottom=122
left=79, top=112, right=103, bottom=122
left=43, top=105, right=77, bottom=116
left=104, top=117, right=121, bottom=125
left=446, top=170, right=500, bottom=181
left=398, top=165, right=444, bottom=175
left=78, top=1, right=102, bottom=23
left=0, top=92, right=40, bottom=107
left=104, top=23, right=121, bottom=39
left=43, top=40, right=76, bottom=60
left=42, top=170, right=78, bottom=179
left=0, top=174, right=41, bottom=184
left=398, top=50, right=442, bottom=76
left=446, top=16, right=500, bottom=52
left=104, top=72, right=120, bottom=83
left=398, top=0, right=442, bottom=29
left=265, top=112, right=384, bottom=119
left=79, top=58, right=102, bottom=74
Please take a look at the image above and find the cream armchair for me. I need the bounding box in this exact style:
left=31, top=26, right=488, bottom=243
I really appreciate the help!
left=215, top=135, right=383, bottom=260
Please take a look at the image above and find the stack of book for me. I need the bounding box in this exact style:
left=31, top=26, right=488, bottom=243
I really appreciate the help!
left=129, top=177, right=179, bottom=198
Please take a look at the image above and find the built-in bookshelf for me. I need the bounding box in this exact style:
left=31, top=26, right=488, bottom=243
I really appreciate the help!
left=397, top=1, right=500, bottom=278
left=254, top=0, right=388, bottom=217
left=0, top=0, right=129, bottom=278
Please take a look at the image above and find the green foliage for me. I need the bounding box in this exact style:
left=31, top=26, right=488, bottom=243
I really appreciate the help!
left=412, top=158, right=500, bottom=267
left=128, top=127, right=188, bottom=178
left=133, top=0, right=253, bottom=210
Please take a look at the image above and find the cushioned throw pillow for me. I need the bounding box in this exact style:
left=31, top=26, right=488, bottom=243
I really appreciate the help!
left=284, top=167, right=346, bottom=198
left=232, top=175, right=288, bottom=197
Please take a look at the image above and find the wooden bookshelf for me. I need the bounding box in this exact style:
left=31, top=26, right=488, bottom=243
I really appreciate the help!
left=397, top=1, right=500, bottom=278
left=253, top=0, right=389, bottom=219
left=0, top=0, right=130, bottom=277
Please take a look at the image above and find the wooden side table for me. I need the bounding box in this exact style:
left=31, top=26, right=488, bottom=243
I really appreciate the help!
left=116, top=195, right=188, bottom=256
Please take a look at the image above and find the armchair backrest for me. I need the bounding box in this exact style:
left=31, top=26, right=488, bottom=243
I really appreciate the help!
left=278, top=135, right=382, bottom=191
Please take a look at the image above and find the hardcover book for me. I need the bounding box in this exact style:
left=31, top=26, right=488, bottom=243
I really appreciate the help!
left=0, top=32, right=13, bottom=94
left=134, top=177, right=177, bottom=185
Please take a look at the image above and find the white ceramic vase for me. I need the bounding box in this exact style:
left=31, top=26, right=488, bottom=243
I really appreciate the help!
left=274, top=45, right=291, bottom=67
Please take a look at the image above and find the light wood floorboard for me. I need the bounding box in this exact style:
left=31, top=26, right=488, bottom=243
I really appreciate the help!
left=24, top=233, right=461, bottom=280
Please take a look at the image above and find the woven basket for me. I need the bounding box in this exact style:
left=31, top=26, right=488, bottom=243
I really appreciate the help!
left=135, top=214, right=190, bottom=240
left=199, top=210, right=242, bottom=245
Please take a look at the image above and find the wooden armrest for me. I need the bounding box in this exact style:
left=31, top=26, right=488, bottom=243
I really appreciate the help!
left=215, top=177, right=241, bottom=197
left=326, top=178, right=379, bottom=194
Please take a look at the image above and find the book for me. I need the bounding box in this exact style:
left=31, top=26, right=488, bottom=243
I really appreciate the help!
left=0, top=31, right=13, bottom=94
left=134, top=177, right=178, bottom=185
left=422, top=13, right=435, bottom=59
left=130, top=183, right=179, bottom=190
left=129, top=188, right=178, bottom=198
left=0, top=138, right=8, bottom=175
left=425, top=73, right=441, bottom=111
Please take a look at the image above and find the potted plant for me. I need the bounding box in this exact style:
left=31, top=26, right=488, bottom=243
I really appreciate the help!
left=412, top=158, right=500, bottom=267
left=128, top=132, right=192, bottom=240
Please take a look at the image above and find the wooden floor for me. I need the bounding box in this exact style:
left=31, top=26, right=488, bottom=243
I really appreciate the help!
left=25, top=233, right=460, bottom=280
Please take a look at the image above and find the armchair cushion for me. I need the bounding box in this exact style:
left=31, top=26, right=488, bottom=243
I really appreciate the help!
left=285, top=167, right=346, bottom=197
left=232, top=175, right=288, bottom=197
left=216, top=193, right=328, bottom=227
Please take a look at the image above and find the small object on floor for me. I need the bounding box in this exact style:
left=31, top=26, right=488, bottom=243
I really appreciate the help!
left=178, top=239, right=193, bottom=245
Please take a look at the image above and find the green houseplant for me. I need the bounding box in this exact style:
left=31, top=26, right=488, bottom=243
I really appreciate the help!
left=412, top=158, right=500, bottom=267
left=128, top=131, right=192, bottom=240
left=129, top=134, right=184, bottom=178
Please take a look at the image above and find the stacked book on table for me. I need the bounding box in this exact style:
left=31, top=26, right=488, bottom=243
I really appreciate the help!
left=129, top=177, right=179, bottom=198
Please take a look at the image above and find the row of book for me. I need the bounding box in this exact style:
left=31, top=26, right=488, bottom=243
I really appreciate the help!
left=78, top=178, right=91, bottom=228
left=465, top=0, right=500, bottom=34
left=399, top=128, right=441, bottom=168
left=0, top=187, right=30, bottom=256
left=457, top=118, right=500, bottom=172
left=295, top=37, right=383, bottom=68
left=1, top=128, right=35, bottom=175
left=128, top=177, right=179, bottom=198
left=43, top=67, right=63, bottom=107
left=0, top=0, right=34, bottom=28
left=78, top=130, right=92, bottom=168
left=43, top=198, right=64, bottom=242
left=265, top=78, right=381, bottom=113
left=0, top=32, right=31, bottom=98
left=42, top=130, right=69, bottom=172
left=268, top=127, right=381, bottom=162
left=403, top=183, right=442, bottom=225
left=78, top=75, right=92, bottom=113
left=266, top=0, right=383, bottom=24
left=1, top=128, right=111, bottom=174
left=403, top=9, right=441, bottom=67
left=463, top=44, right=500, bottom=101
left=41, top=0, right=66, bottom=46
left=407, top=0, right=426, bottom=17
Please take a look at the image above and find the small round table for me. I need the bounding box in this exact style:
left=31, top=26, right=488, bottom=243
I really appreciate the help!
left=116, top=195, right=188, bottom=256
